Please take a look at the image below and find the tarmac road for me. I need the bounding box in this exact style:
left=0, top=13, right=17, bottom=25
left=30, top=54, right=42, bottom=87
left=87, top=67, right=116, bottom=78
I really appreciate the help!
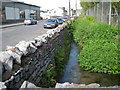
left=0, top=20, right=49, bottom=51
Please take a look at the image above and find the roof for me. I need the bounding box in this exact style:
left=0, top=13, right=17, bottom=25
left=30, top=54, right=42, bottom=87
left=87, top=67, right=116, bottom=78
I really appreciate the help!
left=49, top=7, right=65, bottom=12
left=1, top=0, right=41, bottom=8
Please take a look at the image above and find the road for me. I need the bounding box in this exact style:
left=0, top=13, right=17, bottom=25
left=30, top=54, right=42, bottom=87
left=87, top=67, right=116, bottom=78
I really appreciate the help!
left=0, top=20, right=48, bottom=51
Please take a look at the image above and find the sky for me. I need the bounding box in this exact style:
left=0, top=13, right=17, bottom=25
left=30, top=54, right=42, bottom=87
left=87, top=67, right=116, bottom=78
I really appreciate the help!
left=18, top=0, right=82, bottom=11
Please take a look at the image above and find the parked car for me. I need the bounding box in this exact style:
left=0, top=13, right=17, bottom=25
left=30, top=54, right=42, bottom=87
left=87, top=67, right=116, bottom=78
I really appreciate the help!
left=40, top=17, right=43, bottom=20
left=24, top=18, right=37, bottom=25
left=56, top=17, right=63, bottom=24
left=70, top=16, right=74, bottom=20
left=63, top=17, right=68, bottom=22
left=44, top=18, right=59, bottom=29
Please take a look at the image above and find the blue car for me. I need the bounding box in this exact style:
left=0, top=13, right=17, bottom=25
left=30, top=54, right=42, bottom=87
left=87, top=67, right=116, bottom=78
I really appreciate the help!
left=44, top=18, right=59, bottom=29
left=56, top=18, right=63, bottom=24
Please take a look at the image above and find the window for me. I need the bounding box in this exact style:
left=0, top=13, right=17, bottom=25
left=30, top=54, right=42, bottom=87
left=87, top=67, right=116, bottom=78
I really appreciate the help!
left=2, top=6, right=6, bottom=21
left=33, top=10, right=37, bottom=19
left=20, top=9, right=25, bottom=19
left=15, top=8, right=20, bottom=19
left=5, top=7, right=15, bottom=20
left=30, top=10, right=37, bottom=19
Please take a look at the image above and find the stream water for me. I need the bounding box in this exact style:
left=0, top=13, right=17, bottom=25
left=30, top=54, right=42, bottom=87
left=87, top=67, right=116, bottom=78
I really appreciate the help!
left=59, top=41, right=119, bottom=87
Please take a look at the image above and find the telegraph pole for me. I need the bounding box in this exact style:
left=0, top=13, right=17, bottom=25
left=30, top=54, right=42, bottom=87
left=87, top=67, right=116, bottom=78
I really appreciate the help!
left=76, top=0, right=77, bottom=16
left=69, top=0, right=71, bottom=20
left=109, top=0, right=111, bottom=25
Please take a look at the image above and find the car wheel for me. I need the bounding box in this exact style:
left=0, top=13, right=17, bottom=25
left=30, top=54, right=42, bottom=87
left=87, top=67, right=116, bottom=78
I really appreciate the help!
left=32, top=22, right=35, bottom=25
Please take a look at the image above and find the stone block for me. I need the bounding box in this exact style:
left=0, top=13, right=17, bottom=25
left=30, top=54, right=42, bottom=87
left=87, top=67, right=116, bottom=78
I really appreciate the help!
left=15, top=75, right=20, bottom=83
left=32, top=71, right=37, bottom=78
left=9, top=81, right=14, bottom=88
left=0, top=82, right=7, bottom=89
left=20, top=72, right=24, bottom=78
left=55, top=82, right=70, bottom=88
left=0, top=51, right=14, bottom=71
left=87, top=83, right=100, bottom=88
left=28, top=76, right=34, bottom=82
left=24, top=73, right=29, bottom=80
left=0, top=62, right=4, bottom=81
left=20, top=81, right=37, bottom=88
left=14, top=79, right=24, bottom=88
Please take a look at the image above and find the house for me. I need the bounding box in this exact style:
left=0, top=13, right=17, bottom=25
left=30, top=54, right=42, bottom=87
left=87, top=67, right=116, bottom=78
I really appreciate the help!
left=40, top=10, right=50, bottom=19
left=76, top=9, right=82, bottom=16
left=0, top=0, right=41, bottom=24
left=48, top=7, right=67, bottom=18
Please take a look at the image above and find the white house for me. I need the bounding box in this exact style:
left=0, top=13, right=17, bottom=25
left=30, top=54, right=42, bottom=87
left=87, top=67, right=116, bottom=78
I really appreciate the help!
left=40, top=12, right=50, bottom=19
left=76, top=9, right=82, bottom=16
left=48, top=7, right=67, bottom=18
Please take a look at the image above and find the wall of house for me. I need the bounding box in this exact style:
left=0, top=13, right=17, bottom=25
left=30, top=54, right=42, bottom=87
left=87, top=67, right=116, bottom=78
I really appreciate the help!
left=49, top=8, right=63, bottom=17
left=1, top=2, right=40, bottom=24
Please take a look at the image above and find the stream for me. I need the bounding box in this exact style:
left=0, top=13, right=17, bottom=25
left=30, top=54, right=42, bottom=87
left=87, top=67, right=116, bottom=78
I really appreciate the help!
left=59, top=41, right=119, bottom=87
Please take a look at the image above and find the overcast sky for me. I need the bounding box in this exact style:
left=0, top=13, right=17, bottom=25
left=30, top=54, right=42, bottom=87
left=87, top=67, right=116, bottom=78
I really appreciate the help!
left=18, top=0, right=82, bottom=10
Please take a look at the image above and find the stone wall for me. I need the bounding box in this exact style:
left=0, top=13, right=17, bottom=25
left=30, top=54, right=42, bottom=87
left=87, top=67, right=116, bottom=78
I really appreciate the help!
left=3, top=27, right=69, bottom=88
left=55, top=82, right=119, bottom=88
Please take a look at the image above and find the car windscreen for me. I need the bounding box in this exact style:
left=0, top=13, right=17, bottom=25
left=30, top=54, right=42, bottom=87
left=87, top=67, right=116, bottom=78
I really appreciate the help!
left=47, top=19, right=55, bottom=22
left=64, top=18, right=68, bottom=19
left=25, top=19, right=31, bottom=20
left=57, top=18, right=62, bottom=20
left=26, top=18, right=34, bottom=20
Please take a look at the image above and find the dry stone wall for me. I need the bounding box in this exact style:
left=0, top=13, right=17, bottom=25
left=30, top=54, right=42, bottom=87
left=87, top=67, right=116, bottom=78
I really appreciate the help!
left=55, top=82, right=119, bottom=88
left=0, top=23, right=70, bottom=89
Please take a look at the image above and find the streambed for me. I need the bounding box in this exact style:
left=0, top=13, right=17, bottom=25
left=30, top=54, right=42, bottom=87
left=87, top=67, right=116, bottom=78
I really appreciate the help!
left=59, top=41, right=119, bottom=87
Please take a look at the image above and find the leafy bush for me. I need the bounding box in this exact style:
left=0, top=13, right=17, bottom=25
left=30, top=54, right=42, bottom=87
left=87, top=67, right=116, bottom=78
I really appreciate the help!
left=40, top=64, right=56, bottom=88
left=72, top=16, right=119, bottom=74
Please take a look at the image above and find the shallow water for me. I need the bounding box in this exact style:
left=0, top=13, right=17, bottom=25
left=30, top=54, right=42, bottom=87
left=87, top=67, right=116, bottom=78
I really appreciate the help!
left=59, top=41, right=119, bottom=87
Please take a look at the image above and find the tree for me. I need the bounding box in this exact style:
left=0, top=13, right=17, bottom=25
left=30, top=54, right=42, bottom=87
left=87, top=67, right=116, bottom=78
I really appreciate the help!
left=80, top=2, right=119, bottom=14
left=80, top=2, right=98, bottom=12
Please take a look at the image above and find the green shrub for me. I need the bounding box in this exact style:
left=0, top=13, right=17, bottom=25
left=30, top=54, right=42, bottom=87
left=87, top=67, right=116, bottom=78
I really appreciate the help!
left=78, top=39, right=119, bottom=74
left=40, top=64, right=56, bottom=88
left=72, top=16, right=119, bottom=74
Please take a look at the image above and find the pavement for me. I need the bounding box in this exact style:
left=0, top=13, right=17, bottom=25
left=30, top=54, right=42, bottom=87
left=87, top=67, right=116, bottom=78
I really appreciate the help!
left=0, top=23, right=24, bottom=29
left=0, top=20, right=42, bottom=29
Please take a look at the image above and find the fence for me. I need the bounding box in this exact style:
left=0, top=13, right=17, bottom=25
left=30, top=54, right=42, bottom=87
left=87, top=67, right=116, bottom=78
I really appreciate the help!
left=82, top=2, right=119, bottom=26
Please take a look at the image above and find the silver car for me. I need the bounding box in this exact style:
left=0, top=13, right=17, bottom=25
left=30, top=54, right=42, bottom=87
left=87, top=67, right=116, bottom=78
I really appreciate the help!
left=24, top=18, right=37, bottom=25
left=44, top=18, right=59, bottom=29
